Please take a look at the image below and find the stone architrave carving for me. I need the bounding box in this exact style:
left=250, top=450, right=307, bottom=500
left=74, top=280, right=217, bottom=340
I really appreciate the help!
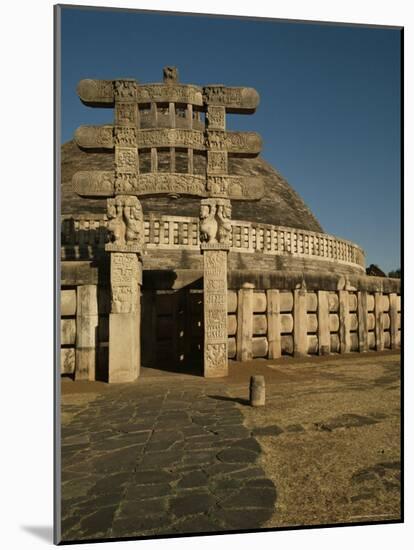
left=106, top=195, right=144, bottom=253
left=207, top=151, right=228, bottom=175
left=206, top=106, right=226, bottom=130
left=72, top=171, right=264, bottom=200
left=115, top=147, right=138, bottom=174
left=203, top=86, right=260, bottom=110
left=200, top=198, right=232, bottom=246
left=73, top=126, right=261, bottom=154
left=137, top=128, right=205, bottom=149
left=113, top=80, right=137, bottom=101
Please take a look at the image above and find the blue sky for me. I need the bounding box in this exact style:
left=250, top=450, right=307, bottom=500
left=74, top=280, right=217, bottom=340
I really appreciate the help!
left=59, top=6, right=401, bottom=273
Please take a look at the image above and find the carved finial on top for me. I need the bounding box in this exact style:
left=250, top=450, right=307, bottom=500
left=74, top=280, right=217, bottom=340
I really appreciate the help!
left=163, top=66, right=179, bottom=85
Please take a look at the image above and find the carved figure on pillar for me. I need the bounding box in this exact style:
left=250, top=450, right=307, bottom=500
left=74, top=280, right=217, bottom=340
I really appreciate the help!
left=107, top=200, right=127, bottom=245
left=200, top=198, right=232, bottom=247
left=217, top=202, right=232, bottom=245
left=200, top=201, right=218, bottom=244
left=106, top=196, right=144, bottom=252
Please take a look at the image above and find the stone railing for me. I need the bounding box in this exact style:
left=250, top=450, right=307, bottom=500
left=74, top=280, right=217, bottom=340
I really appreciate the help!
left=61, top=214, right=365, bottom=268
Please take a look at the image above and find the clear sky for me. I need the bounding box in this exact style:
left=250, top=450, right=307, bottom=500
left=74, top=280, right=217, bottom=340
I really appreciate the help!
left=59, top=6, right=401, bottom=274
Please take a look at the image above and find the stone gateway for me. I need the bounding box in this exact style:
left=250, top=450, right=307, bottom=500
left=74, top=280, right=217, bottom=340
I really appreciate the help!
left=60, top=67, right=400, bottom=382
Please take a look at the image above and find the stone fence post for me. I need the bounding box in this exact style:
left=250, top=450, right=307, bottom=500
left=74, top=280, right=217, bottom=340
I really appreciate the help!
left=75, top=285, right=98, bottom=381
left=236, top=283, right=254, bottom=361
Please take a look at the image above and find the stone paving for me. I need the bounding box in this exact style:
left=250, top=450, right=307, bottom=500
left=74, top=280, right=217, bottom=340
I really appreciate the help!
left=60, top=352, right=401, bottom=542
left=61, top=382, right=276, bottom=542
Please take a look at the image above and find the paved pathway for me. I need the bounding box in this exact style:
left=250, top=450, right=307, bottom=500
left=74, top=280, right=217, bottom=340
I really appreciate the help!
left=61, top=382, right=276, bottom=541
left=60, top=352, right=401, bottom=542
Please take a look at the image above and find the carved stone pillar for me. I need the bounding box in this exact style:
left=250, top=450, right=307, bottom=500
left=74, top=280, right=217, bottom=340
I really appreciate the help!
left=105, top=195, right=144, bottom=383
left=200, top=198, right=231, bottom=377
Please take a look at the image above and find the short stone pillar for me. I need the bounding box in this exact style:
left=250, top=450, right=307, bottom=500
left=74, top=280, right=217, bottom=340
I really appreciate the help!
left=250, top=375, right=265, bottom=407
left=105, top=195, right=144, bottom=383
left=267, top=290, right=281, bottom=359
left=389, top=293, right=399, bottom=350
left=374, top=292, right=384, bottom=351
left=294, top=286, right=307, bottom=357
left=358, top=291, right=368, bottom=352
left=339, top=290, right=351, bottom=354
left=237, top=283, right=254, bottom=361
left=317, top=290, right=330, bottom=355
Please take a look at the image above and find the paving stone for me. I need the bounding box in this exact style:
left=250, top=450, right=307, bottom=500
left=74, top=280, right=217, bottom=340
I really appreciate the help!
left=79, top=505, right=117, bottom=538
left=217, top=507, right=274, bottom=529
left=253, top=425, right=284, bottom=436
left=79, top=492, right=124, bottom=510
left=139, top=450, right=184, bottom=468
left=62, top=434, right=90, bottom=447
left=61, top=515, right=81, bottom=538
left=125, top=483, right=172, bottom=501
left=169, top=514, right=225, bottom=534
left=90, top=472, right=132, bottom=494
left=318, top=414, right=379, bottom=431
left=159, top=411, right=190, bottom=421
left=149, top=431, right=183, bottom=443
left=119, top=497, right=168, bottom=517
left=182, top=450, right=218, bottom=466
left=206, top=463, right=248, bottom=477
left=133, top=469, right=179, bottom=485
left=220, top=487, right=276, bottom=509
left=169, top=493, right=216, bottom=517
left=211, top=427, right=251, bottom=439
left=230, top=467, right=266, bottom=480
left=285, top=424, right=305, bottom=433
left=117, top=422, right=155, bottom=433
left=191, top=415, right=220, bottom=426
left=176, top=470, right=209, bottom=488
left=155, top=418, right=192, bottom=429
left=217, top=448, right=259, bottom=464
left=182, top=426, right=210, bottom=437
left=243, top=477, right=275, bottom=489
left=146, top=439, right=185, bottom=453
left=91, top=445, right=145, bottom=472
left=91, top=432, right=151, bottom=450
left=229, top=438, right=261, bottom=453
left=111, top=514, right=173, bottom=537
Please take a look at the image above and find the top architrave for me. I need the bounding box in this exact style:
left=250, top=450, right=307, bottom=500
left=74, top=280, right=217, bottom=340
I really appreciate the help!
left=77, top=79, right=259, bottom=111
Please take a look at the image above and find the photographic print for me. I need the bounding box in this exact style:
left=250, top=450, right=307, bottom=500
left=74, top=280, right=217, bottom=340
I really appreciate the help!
left=55, top=4, right=402, bottom=544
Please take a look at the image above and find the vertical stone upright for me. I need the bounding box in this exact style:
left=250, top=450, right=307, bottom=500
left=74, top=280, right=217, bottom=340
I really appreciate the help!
left=294, top=287, right=307, bottom=357
left=339, top=290, right=351, bottom=353
left=75, top=285, right=98, bottom=380
left=106, top=195, right=144, bottom=383
left=106, top=80, right=144, bottom=382
left=374, top=292, right=384, bottom=351
left=317, top=290, right=330, bottom=355
left=358, top=291, right=368, bottom=352
left=389, top=293, right=399, bottom=350
left=267, top=289, right=281, bottom=359
left=202, top=246, right=229, bottom=377
left=236, top=283, right=254, bottom=362
left=200, top=98, right=231, bottom=377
